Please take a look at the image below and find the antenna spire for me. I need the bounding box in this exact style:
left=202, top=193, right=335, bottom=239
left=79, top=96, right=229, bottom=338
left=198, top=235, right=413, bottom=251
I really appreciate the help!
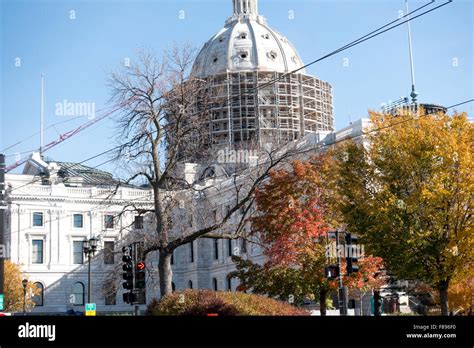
left=406, top=0, right=418, bottom=104
left=40, top=74, right=44, bottom=157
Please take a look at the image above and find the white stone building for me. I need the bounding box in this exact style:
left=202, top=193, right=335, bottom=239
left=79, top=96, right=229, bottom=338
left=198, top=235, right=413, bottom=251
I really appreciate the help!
left=166, top=119, right=373, bottom=296
left=4, top=154, right=153, bottom=314
left=3, top=118, right=371, bottom=314
left=1, top=0, right=375, bottom=315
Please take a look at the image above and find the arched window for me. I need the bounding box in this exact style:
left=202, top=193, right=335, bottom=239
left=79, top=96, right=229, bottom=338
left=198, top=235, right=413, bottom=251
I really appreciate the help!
left=72, top=282, right=85, bottom=306
left=227, top=276, right=232, bottom=291
left=212, top=278, right=218, bottom=291
left=188, top=280, right=193, bottom=289
left=32, top=282, right=44, bottom=306
left=171, top=282, right=176, bottom=292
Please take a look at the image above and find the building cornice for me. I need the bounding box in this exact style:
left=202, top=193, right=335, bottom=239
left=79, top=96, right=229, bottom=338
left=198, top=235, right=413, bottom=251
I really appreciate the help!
left=8, top=195, right=153, bottom=206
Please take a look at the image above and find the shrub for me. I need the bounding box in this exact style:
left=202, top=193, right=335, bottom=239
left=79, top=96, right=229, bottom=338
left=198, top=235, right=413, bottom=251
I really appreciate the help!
left=147, top=290, right=310, bottom=316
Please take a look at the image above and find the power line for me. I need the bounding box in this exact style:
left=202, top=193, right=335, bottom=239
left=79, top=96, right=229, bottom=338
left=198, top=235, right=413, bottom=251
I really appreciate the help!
left=447, top=99, right=474, bottom=109
left=5, top=102, right=470, bottom=240
left=3, top=0, right=456, bottom=191
left=4, top=97, right=136, bottom=173
left=8, top=0, right=445, bottom=167
left=0, top=104, right=116, bottom=154
left=257, top=0, right=451, bottom=91
left=10, top=94, right=470, bottom=196
left=1, top=116, right=82, bottom=153
left=0, top=110, right=423, bottom=238
left=8, top=144, right=129, bottom=193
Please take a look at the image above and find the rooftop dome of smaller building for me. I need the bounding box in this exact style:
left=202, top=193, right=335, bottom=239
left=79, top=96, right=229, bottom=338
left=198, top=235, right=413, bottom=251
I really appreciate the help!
left=191, top=0, right=306, bottom=78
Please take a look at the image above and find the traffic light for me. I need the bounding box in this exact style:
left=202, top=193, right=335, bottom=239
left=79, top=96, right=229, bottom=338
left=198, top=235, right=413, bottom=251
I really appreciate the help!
left=122, top=246, right=134, bottom=290
left=135, top=261, right=146, bottom=289
left=345, top=233, right=359, bottom=274
left=324, top=265, right=340, bottom=279
left=123, top=292, right=136, bottom=304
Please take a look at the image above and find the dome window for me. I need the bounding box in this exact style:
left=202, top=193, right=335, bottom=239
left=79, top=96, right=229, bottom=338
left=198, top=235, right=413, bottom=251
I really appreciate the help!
left=213, top=57, right=219, bottom=63
left=268, top=51, right=278, bottom=60
left=262, top=34, right=270, bottom=40
left=219, top=36, right=225, bottom=42
left=239, top=32, right=248, bottom=40
left=239, top=51, right=249, bottom=59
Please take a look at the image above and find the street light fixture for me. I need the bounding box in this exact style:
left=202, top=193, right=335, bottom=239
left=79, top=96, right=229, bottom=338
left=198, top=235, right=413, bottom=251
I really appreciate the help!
left=21, top=278, right=28, bottom=316
left=83, top=237, right=99, bottom=304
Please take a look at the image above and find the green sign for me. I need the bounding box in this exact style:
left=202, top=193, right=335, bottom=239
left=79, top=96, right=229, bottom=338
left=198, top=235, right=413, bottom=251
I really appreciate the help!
left=85, top=303, right=96, bottom=316
left=0, top=294, right=4, bottom=311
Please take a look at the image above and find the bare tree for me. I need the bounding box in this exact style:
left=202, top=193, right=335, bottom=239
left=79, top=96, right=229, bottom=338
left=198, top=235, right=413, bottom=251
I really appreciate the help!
left=108, top=45, right=315, bottom=298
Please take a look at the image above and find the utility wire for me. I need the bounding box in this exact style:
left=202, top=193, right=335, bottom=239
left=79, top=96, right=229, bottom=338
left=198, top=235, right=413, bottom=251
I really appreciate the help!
left=5, top=98, right=471, bottom=239
left=0, top=102, right=119, bottom=154
left=2, top=0, right=445, bottom=160
left=9, top=98, right=469, bottom=193
left=4, top=0, right=456, bottom=192
left=447, top=99, right=474, bottom=109
left=257, top=0, right=451, bottom=90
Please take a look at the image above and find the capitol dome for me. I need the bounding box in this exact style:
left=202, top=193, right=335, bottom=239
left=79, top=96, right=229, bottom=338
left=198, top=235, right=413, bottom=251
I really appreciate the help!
left=181, top=0, right=333, bottom=162
left=191, top=0, right=306, bottom=78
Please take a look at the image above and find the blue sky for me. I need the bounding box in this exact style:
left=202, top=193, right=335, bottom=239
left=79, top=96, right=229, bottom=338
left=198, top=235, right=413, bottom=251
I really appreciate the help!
left=1, top=0, right=472, bottom=176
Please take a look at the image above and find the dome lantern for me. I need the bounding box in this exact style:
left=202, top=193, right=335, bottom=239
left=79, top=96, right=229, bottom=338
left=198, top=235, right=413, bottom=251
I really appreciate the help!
left=233, top=0, right=258, bottom=15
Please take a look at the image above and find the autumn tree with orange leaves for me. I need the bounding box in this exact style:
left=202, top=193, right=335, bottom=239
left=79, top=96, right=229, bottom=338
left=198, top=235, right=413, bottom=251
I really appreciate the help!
left=232, top=158, right=385, bottom=315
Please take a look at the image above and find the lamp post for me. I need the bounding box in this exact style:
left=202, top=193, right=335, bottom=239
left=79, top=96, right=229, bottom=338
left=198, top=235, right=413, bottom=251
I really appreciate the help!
left=83, top=237, right=98, bottom=304
left=22, top=279, right=28, bottom=315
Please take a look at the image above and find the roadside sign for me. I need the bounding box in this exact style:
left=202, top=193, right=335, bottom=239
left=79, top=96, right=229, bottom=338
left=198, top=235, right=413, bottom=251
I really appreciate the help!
left=85, top=303, right=96, bottom=316
left=0, top=294, right=4, bottom=311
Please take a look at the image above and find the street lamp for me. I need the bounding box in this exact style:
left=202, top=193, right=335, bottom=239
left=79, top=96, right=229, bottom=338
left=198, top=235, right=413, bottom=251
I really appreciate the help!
left=21, top=279, right=28, bottom=315
left=83, top=237, right=99, bottom=304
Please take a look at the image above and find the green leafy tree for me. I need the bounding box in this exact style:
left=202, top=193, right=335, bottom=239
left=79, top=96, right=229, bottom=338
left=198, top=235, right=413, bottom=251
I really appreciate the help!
left=332, top=111, right=473, bottom=315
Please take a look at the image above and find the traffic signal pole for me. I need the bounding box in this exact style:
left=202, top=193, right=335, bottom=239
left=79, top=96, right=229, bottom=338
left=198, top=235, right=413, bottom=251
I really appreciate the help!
left=132, top=242, right=139, bottom=316
left=0, top=154, right=5, bottom=303
left=336, top=230, right=348, bottom=316
left=121, top=242, right=145, bottom=313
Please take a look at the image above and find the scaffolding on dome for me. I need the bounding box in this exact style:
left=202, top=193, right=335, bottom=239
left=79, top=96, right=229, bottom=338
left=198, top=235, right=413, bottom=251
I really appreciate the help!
left=201, top=71, right=334, bottom=153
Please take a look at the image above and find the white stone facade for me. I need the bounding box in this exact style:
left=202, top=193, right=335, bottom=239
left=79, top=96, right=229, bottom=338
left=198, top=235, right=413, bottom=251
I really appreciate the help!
left=2, top=118, right=370, bottom=314
left=4, top=170, right=153, bottom=314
